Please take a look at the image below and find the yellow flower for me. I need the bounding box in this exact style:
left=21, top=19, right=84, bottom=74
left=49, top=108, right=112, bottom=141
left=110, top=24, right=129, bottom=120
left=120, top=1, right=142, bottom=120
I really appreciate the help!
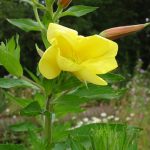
left=39, top=23, right=118, bottom=85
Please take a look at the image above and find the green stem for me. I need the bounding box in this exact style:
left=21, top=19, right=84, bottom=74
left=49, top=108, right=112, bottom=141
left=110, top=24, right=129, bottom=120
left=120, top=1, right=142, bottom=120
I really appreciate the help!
left=44, top=95, right=53, bottom=150
left=53, top=5, right=63, bottom=23
left=45, top=0, right=55, bottom=21
left=33, top=6, right=46, bottom=31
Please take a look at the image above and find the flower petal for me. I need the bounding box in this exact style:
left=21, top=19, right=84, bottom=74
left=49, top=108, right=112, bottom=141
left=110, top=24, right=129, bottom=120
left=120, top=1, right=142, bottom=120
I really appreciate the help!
left=55, top=34, right=77, bottom=59
left=39, top=46, right=61, bottom=79
left=74, top=69, right=107, bottom=85
left=47, top=23, right=78, bottom=43
left=77, top=35, right=118, bottom=61
left=85, top=57, right=118, bottom=74
left=57, top=50, right=81, bottom=72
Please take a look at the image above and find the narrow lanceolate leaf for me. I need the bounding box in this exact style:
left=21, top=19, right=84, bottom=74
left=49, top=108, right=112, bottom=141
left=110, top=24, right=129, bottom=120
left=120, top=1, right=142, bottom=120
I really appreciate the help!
left=61, top=5, right=98, bottom=17
left=35, top=44, right=44, bottom=57
left=0, top=78, right=38, bottom=89
left=100, top=23, right=150, bottom=40
left=7, top=18, right=41, bottom=32
left=20, top=101, right=42, bottom=116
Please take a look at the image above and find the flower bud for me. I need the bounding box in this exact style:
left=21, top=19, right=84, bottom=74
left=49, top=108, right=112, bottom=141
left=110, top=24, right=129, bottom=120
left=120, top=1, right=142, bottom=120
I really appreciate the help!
left=58, top=0, right=72, bottom=9
left=100, top=23, right=150, bottom=40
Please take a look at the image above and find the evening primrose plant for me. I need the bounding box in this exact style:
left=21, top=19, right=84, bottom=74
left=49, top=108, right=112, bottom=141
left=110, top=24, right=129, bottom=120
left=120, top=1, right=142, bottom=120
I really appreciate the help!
left=0, top=0, right=147, bottom=150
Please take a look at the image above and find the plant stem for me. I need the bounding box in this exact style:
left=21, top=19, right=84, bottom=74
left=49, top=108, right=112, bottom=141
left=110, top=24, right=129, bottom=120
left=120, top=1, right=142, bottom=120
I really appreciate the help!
left=44, top=94, right=53, bottom=150
left=33, top=6, right=46, bottom=32
left=53, top=5, right=63, bottom=23
left=45, top=0, right=55, bottom=21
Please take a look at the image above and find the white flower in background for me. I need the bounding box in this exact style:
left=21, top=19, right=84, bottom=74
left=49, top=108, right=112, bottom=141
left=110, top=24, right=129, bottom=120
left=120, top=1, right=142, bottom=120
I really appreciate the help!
left=13, top=115, right=17, bottom=119
left=83, top=117, right=89, bottom=122
left=126, top=117, right=131, bottom=121
left=91, top=117, right=101, bottom=123
left=72, top=116, right=76, bottom=120
left=145, top=18, right=149, bottom=22
left=107, top=115, right=114, bottom=120
left=130, top=113, right=135, bottom=117
left=76, top=121, right=83, bottom=126
left=101, top=112, right=107, bottom=117
left=114, top=117, right=120, bottom=121
left=5, top=108, right=10, bottom=113
left=86, top=120, right=93, bottom=125
left=102, top=118, right=108, bottom=123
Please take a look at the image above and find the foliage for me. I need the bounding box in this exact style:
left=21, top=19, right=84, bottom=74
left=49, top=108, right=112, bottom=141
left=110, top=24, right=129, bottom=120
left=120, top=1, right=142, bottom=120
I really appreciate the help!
left=0, top=0, right=147, bottom=150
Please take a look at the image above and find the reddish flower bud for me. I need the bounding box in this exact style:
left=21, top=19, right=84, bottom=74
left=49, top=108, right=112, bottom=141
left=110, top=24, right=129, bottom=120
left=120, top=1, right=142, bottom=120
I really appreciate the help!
left=100, top=23, right=150, bottom=40
left=58, top=0, right=72, bottom=8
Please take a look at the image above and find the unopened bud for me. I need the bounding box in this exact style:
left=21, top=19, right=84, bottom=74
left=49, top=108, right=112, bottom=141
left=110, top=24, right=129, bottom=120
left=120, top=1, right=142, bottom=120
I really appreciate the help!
left=100, top=23, right=150, bottom=40
left=58, top=0, right=72, bottom=9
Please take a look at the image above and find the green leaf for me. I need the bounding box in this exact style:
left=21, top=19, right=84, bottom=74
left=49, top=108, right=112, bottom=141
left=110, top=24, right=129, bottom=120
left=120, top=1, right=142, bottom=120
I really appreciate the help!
left=9, top=122, right=41, bottom=132
left=99, top=73, right=125, bottom=83
left=0, top=50, right=23, bottom=76
left=0, top=40, right=23, bottom=77
left=61, top=5, right=98, bottom=17
left=58, top=74, right=81, bottom=92
left=7, top=36, right=16, bottom=52
left=6, top=35, right=20, bottom=60
left=7, top=18, right=41, bottom=32
left=20, top=101, right=42, bottom=116
left=73, top=84, right=126, bottom=100
left=53, top=123, right=70, bottom=143
left=69, top=138, right=85, bottom=150
left=42, top=78, right=52, bottom=96
left=55, top=95, right=88, bottom=105
left=53, top=143, right=67, bottom=150
left=5, top=92, right=33, bottom=107
left=0, top=78, right=38, bottom=89
left=0, top=144, right=25, bottom=150
left=34, top=93, right=46, bottom=108
left=54, top=95, right=87, bottom=116
left=27, top=131, right=45, bottom=150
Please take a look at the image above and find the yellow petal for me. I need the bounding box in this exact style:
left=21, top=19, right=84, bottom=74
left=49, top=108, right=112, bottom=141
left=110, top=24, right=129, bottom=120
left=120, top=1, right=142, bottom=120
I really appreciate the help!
left=85, top=57, right=118, bottom=74
left=47, top=23, right=78, bottom=43
left=74, top=69, right=107, bottom=85
left=57, top=50, right=81, bottom=72
left=39, top=46, right=61, bottom=79
left=77, top=35, right=118, bottom=61
left=55, top=34, right=77, bottom=59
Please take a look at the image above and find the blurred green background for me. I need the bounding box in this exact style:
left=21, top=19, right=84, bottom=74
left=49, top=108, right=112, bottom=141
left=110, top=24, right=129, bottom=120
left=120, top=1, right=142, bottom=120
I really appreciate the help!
left=0, top=0, right=150, bottom=76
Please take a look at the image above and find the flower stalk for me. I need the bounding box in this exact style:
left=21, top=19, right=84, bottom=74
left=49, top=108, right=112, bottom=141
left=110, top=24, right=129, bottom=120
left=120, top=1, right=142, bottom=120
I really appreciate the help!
left=53, top=5, right=63, bottom=22
left=45, top=0, right=55, bottom=21
left=33, top=6, right=46, bottom=31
